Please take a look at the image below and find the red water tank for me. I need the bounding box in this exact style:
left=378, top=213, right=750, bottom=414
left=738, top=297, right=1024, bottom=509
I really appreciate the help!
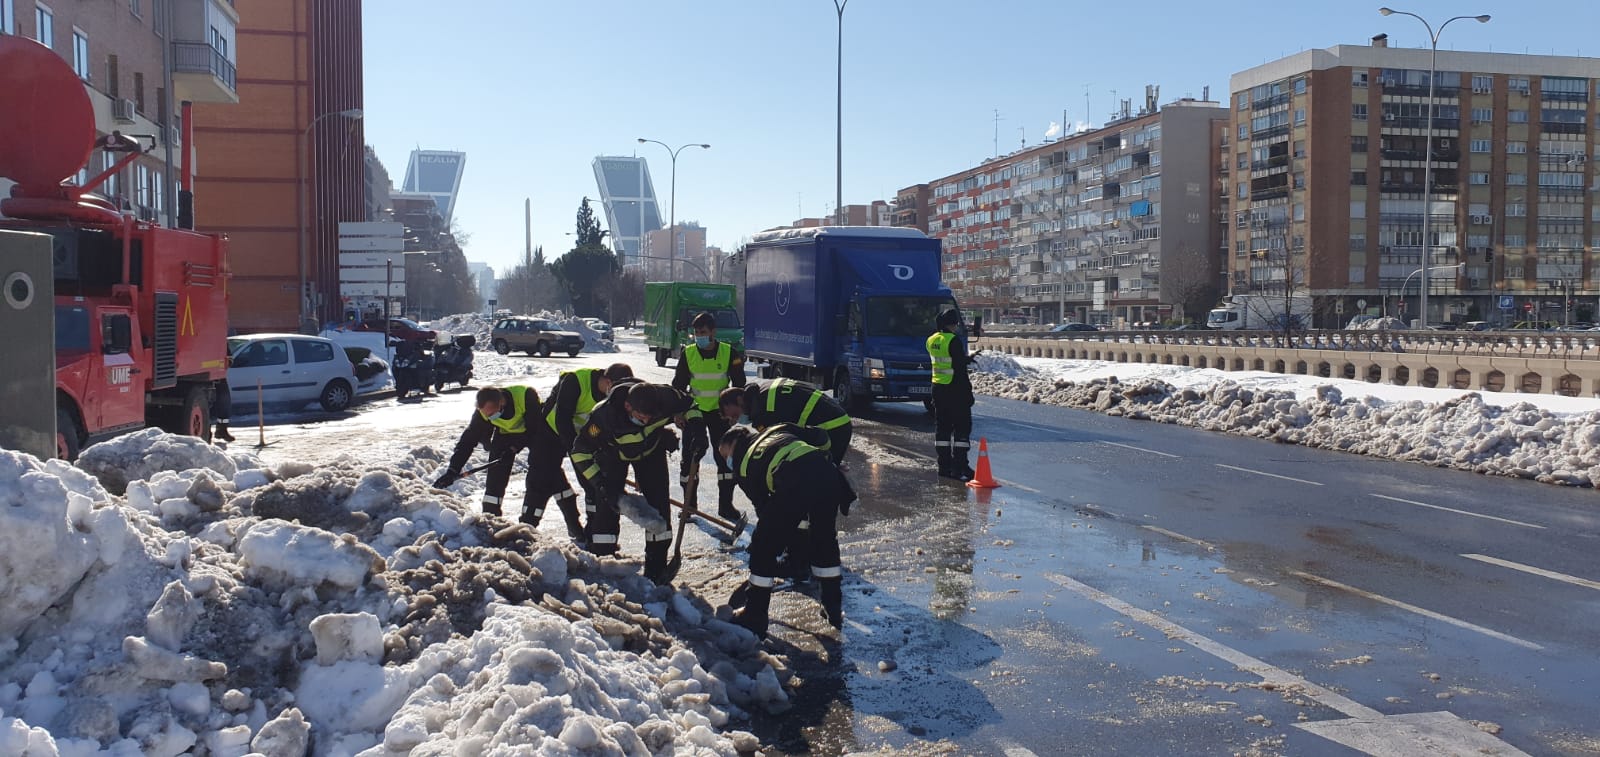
left=0, top=36, right=96, bottom=196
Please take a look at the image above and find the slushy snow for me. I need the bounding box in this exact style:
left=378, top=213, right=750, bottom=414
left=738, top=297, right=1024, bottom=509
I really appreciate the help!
left=973, top=352, right=1600, bottom=487
left=0, top=431, right=778, bottom=755
left=431, top=311, right=620, bottom=354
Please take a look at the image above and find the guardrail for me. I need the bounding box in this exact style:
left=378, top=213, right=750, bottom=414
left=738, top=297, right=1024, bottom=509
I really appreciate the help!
left=979, top=329, right=1600, bottom=360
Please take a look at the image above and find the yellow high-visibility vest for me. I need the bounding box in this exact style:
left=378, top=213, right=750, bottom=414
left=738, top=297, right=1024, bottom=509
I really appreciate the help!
left=545, top=368, right=599, bottom=433
left=926, top=332, right=955, bottom=385
left=488, top=386, right=531, bottom=434
left=684, top=341, right=732, bottom=411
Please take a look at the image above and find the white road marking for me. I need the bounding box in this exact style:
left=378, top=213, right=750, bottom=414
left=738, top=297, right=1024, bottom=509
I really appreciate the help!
left=1101, top=441, right=1180, bottom=458
left=995, top=738, right=1039, bottom=757
left=1289, top=570, right=1543, bottom=651
left=1141, top=525, right=1217, bottom=551
left=1371, top=494, right=1546, bottom=530
left=1008, top=420, right=1061, bottom=434
left=1045, top=571, right=1533, bottom=756
left=1043, top=572, right=1383, bottom=719
left=1461, top=553, right=1600, bottom=592
left=1215, top=463, right=1322, bottom=486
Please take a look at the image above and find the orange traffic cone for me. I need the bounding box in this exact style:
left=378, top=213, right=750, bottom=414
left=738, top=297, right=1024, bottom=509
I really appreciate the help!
left=966, top=438, right=1001, bottom=489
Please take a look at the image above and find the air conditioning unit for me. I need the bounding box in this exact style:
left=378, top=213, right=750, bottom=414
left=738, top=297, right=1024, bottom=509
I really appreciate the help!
left=1384, top=113, right=1396, bottom=121
left=1439, top=138, right=1452, bottom=148
left=1472, top=87, right=1486, bottom=94
left=112, top=98, right=136, bottom=124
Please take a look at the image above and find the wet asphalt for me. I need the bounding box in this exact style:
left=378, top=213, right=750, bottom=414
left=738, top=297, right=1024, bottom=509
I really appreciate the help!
left=751, top=394, right=1600, bottom=756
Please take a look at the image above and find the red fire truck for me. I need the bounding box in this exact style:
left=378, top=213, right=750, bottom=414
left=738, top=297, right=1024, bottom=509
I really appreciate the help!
left=1, top=36, right=230, bottom=458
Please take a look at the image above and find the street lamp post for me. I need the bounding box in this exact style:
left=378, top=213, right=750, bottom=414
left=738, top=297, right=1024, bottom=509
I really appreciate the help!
left=636, top=139, right=710, bottom=282
left=832, top=0, right=849, bottom=225
left=298, top=108, right=363, bottom=333
left=1378, top=8, right=1490, bottom=329
left=1398, top=263, right=1465, bottom=320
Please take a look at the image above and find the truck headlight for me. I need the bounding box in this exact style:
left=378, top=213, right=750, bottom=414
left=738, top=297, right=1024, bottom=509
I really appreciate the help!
left=866, top=358, right=886, bottom=379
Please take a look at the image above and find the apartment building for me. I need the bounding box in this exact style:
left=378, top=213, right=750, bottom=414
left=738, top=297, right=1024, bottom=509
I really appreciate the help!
left=642, top=223, right=707, bottom=280
left=914, top=96, right=1227, bottom=325
left=1, top=0, right=239, bottom=224
left=192, top=0, right=364, bottom=333
left=1228, top=40, right=1600, bottom=326
left=892, top=184, right=931, bottom=233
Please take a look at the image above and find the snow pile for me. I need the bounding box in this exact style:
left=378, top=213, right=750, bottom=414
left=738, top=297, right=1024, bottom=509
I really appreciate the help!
left=975, top=365, right=1600, bottom=487
left=1350, top=316, right=1409, bottom=331
left=0, top=432, right=780, bottom=755
left=432, top=311, right=620, bottom=354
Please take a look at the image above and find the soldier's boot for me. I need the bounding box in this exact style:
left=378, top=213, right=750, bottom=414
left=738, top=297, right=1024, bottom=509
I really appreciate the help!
left=213, top=422, right=235, bottom=443
left=732, top=583, right=773, bottom=639
left=819, top=575, right=844, bottom=629
left=643, top=538, right=671, bottom=584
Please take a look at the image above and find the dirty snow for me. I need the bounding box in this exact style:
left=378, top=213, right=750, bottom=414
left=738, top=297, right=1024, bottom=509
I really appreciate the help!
left=0, top=431, right=780, bottom=755
left=974, top=352, right=1600, bottom=487
left=430, top=312, right=620, bottom=354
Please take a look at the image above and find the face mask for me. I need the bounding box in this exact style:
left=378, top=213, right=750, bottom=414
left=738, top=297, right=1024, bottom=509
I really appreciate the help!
left=484, top=411, right=502, bottom=421
left=738, top=414, right=749, bottom=425
left=630, top=414, right=647, bottom=426
left=695, top=336, right=712, bottom=349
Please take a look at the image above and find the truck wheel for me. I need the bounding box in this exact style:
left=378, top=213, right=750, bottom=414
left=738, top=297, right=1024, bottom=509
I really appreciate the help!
left=655, top=348, right=668, bottom=367
left=834, top=368, right=869, bottom=415
left=537, top=342, right=552, bottom=357
left=56, top=407, right=81, bottom=461
left=320, top=379, right=353, bottom=412
left=493, top=339, right=511, bottom=355
left=176, top=386, right=212, bottom=442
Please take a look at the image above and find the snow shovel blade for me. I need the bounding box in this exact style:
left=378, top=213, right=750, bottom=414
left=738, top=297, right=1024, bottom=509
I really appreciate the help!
left=660, top=513, right=691, bottom=584
left=625, top=477, right=741, bottom=543
left=459, top=456, right=504, bottom=477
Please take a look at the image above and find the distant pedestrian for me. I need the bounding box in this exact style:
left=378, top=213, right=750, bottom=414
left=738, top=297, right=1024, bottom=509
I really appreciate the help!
left=926, top=308, right=976, bottom=481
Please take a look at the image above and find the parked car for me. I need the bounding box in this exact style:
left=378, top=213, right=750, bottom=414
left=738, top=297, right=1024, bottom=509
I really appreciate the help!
left=1050, top=322, right=1100, bottom=333
left=227, top=334, right=358, bottom=412
left=583, top=318, right=615, bottom=342
left=1463, top=321, right=1493, bottom=332
left=355, top=317, right=437, bottom=343
left=491, top=317, right=586, bottom=357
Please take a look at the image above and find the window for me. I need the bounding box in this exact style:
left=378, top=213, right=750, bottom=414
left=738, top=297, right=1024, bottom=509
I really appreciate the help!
left=1508, top=173, right=1527, bottom=186
left=210, top=25, right=227, bottom=59
left=128, top=0, right=139, bottom=16
left=1351, top=135, right=1368, bottom=153
left=1349, top=266, right=1367, bottom=284
left=70, top=28, right=87, bottom=80
left=1470, top=139, right=1492, bottom=153
left=151, top=168, right=163, bottom=217
left=1471, top=107, right=1493, bottom=123
left=1352, top=201, right=1367, bottom=219
left=1, top=0, right=13, bottom=34
left=1353, top=69, right=1369, bottom=88
left=291, top=339, right=336, bottom=364
left=1237, top=153, right=1247, bottom=170
left=1504, top=234, right=1525, bottom=248
left=1353, top=103, right=1368, bottom=121
left=1507, top=203, right=1526, bottom=217
left=135, top=164, right=150, bottom=208
left=106, top=53, right=118, bottom=98
left=1471, top=75, right=1493, bottom=93
left=1237, top=92, right=1249, bottom=110
left=1509, top=77, right=1530, bottom=94
left=1350, top=233, right=1367, bottom=252
left=1293, top=140, right=1306, bottom=159
left=1469, top=172, right=1490, bottom=185
left=134, top=71, right=144, bottom=113
left=1293, top=203, right=1305, bottom=221
left=1293, top=173, right=1306, bottom=189
left=1294, top=78, right=1307, bottom=95
left=1509, top=109, right=1528, bottom=124
left=1294, top=108, right=1306, bottom=125
left=1352, top=170, right=1367, bottom=186
left=232, top=340, right=289, bottom=368
left=33, top=2, right=51, bottom=47
left=1469, top=203, right=1490, bottom=217
left=1507, top=141, right=1527, bottom=154
left=1237, top=182, right=1247, bottom=200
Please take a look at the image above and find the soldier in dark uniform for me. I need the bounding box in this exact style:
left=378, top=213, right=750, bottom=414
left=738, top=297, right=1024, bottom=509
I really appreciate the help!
left=569, top=381, right=696, bottom=583
left=434, top=386, right=552, bottom=521
left=672, top=311, right=747, bottom=521
left=527, top=363, right=634, bottom=542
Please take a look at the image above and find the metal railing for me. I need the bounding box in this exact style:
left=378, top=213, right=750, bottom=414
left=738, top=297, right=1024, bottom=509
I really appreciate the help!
left=172, top=41, right=236, bottom=91
left=980, top=328, right=1600, bottom=360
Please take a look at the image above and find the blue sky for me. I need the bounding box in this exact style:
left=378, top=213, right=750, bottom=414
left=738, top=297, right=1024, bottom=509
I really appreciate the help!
left=362, top=0, right=1597, bottom=274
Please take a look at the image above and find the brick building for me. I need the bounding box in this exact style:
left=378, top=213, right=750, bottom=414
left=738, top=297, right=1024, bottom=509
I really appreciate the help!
left=892, top=183, right=931, bottom=233
left=1228, top=40, right=1600, bottom=326
left=911, top=96, right=1227, bottom=326
left=192, top=0, right=364, bottom=333
left=1, top=0, right=238, bottom=225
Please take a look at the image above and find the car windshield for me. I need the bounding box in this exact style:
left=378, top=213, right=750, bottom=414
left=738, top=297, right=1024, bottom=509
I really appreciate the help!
left=678, top=308, right=741, bottom=329
left=1207, top=309, right=1237, bottom=325
left=866, top=297, right=958, bottom=337
left=227, top=337, right=249, bottom=355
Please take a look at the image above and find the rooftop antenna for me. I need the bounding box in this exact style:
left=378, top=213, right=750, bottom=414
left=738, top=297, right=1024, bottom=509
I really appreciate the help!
left=1083, top=84, right=1091, bottom=131
left=1019, top=126, right=1026, bottom=150
left=993, top=108, right=1002, bottom=158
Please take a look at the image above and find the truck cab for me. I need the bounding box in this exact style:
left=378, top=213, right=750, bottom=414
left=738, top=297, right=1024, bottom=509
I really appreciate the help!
left=54, top=299, right=148, bottom=445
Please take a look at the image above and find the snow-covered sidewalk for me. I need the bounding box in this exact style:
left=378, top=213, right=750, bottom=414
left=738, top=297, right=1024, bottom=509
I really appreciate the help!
left=975, top=354, right=1600, bottom=488
left=0, top=428, right=781, bottom=755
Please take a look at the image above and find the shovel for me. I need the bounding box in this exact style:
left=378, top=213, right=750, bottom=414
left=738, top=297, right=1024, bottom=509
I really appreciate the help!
left=658, top=471, right=698, bottom=584
left=625, top=477, right=748, bottom=544
left=431, top=456, right=504, bottom=490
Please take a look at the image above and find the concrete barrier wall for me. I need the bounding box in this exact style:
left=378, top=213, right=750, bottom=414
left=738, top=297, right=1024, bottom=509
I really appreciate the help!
left=982, top=337, right=1600, bottom=398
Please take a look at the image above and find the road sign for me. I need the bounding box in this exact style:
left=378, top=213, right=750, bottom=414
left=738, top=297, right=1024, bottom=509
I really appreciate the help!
left=340, top=282, right=405, bottom=297
left=1498, top=295, right=1515, bottom=310
left=1355, top=299, right=1367, bottom=310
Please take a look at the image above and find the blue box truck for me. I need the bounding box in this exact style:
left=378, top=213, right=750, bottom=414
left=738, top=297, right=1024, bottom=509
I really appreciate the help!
left=742, top=227, right=960, bottom=412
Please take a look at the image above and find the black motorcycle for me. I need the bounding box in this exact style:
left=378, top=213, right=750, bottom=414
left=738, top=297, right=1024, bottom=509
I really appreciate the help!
left=391, top=340, right=435, bottom=401
left=432, top=334, right=476, bottom=392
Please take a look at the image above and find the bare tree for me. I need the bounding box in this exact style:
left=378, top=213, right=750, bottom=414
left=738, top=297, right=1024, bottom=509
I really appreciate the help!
left=1160, top=242, right=1222, bottom=326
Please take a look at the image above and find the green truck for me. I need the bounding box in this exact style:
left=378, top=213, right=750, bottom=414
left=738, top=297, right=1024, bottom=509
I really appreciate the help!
left=643, top=282, right=744, bottom=367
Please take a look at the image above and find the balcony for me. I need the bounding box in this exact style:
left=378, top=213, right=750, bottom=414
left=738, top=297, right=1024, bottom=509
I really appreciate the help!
left=1251, top=186, right=1290, bottom=202
left=1541, top=121, right=1587, bottom=135
left=1251, top=93, right=1291, bottom=110
left=170, top=0, right=240, bottom=104
left=1379, top=147, right=1459, bottom=162
left=1379, top=82, right=1460, bottom=98
left=1379, top=116, right=1459, bottom=131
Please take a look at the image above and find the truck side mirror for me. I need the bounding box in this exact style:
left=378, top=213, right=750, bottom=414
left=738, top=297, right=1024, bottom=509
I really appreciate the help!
left=102, top=314, right=132, bottom=355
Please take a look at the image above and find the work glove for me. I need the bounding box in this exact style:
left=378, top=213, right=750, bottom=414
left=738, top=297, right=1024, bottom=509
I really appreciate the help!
left=432, top=470, right=460, bottom=488
left=837, top=476, right=858, bottom=517
left=661, top=428, right=680, bottom=450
